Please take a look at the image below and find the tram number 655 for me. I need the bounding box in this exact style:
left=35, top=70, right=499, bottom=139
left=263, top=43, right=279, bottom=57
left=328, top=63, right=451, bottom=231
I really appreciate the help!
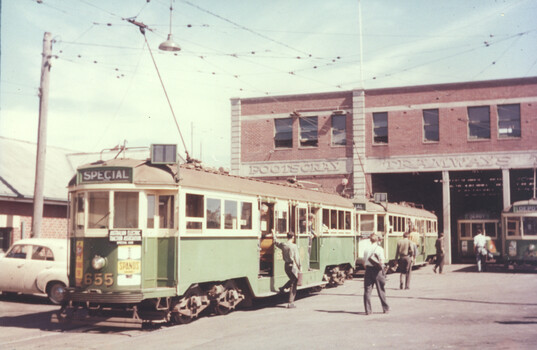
left=84, top=273, right=114, bottom=287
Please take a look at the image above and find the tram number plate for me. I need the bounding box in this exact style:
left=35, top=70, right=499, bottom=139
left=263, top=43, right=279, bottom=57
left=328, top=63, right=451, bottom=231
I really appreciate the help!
left=118, top=260, right=141, bottom=274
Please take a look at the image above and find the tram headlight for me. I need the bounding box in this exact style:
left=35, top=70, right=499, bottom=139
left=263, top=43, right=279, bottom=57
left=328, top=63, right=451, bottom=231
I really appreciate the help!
left=91, top=255, right=107, bottom=270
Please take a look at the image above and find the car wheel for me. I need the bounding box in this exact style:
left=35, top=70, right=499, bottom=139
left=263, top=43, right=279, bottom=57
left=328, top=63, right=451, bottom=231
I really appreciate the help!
left=47, top=282, right=66, bottom=305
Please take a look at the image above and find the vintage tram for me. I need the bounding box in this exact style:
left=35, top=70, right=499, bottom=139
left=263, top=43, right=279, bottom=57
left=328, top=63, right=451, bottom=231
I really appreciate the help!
left=58, top=153, right=358, bottom=327
left=501, top=198, right=537, bottom=266
left=456, top=213, right=501, bottom=262
left=354, top=200, right=438, bottom=269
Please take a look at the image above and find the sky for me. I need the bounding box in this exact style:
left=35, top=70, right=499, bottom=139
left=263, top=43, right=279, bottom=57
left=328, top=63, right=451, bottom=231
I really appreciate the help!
left=1, top=0, right=536, bottom=168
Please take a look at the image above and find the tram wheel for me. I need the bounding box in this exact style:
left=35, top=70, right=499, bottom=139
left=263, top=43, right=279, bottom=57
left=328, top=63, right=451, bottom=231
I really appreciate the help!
left=173, top=312, right=193, bottom=325
left=214, top=302, right=231, bottom=316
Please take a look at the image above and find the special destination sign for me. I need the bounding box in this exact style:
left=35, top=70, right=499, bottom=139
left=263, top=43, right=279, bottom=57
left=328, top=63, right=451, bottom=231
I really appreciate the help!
left=78, top=167, right=133, bottom=184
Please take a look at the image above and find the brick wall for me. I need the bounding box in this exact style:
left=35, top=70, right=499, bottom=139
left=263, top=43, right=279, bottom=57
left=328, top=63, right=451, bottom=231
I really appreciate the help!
left=365, top=78, right=537, bottom=158
left=1, top=200, right=68, bottom=243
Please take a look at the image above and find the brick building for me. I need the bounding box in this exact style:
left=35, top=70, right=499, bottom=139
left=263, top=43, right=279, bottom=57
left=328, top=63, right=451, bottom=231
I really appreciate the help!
left=230, top=77, right=537, bottom=262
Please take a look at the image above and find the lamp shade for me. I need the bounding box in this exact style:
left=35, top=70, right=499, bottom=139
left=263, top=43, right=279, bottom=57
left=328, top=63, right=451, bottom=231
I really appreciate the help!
left=159, top=34, right=181, bottom=52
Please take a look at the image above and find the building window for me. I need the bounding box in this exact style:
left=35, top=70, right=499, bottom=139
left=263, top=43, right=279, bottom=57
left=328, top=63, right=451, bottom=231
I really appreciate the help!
left=423, top=109, right=439, bottom=142
left=468, top=106, right=490, bottom=139
left=497, top=104, right=521, bottom=138
left=299, top=116, right=318, bottom=147
left=373, top=112, right=388, bottom=144
left=274, top=118, right=292, bottom=148
left=331, top=114, right=346, bottom=146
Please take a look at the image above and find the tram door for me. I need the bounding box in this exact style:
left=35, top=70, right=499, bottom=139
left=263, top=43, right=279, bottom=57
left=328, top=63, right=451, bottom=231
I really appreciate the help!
left=259, top=202, right=274, bottom=276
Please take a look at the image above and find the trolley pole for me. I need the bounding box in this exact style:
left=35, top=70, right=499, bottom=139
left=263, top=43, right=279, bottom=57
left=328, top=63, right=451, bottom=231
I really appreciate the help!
left=32, top=32, right=53, bottom=238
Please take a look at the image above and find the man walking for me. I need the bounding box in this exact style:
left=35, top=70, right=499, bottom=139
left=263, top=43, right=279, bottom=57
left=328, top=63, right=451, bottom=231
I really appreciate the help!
left=363, top=234, right=389, bottom=315
left=395, top=231, right=413, bottom=289
left=474, top=229, right=488, bottom=272
left=274, top=231, right=302, bottom=308
left=434, top=232, right=445, bottom=273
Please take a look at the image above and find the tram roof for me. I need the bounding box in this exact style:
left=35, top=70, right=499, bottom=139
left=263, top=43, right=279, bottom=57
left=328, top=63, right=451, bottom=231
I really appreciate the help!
left=503, top=197, right=537, bottom=213
left=71, top=159, right=354, bottom=208
left=364, top=200, right=437, bottom=219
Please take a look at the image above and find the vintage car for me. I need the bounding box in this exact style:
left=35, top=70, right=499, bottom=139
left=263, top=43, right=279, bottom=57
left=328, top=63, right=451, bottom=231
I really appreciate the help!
left=0, top=238, right=68, bottom=304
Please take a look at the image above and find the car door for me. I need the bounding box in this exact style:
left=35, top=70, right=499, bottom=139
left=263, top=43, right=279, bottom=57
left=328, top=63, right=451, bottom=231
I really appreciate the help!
left=20, top=245, right=56, bottom=293
left=0, top=244, right=31, bottom=292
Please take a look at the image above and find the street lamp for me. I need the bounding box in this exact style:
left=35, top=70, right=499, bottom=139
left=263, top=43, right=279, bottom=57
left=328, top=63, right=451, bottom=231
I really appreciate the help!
left=159, top=0, right=181, bottom=52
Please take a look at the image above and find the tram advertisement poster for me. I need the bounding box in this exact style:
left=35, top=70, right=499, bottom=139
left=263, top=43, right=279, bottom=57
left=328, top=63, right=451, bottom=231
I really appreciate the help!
left=109, top=229, right=142, bottom=244
left=117, top=245, right=141, bottom=286
left=75, top=240, right=84, bottom=286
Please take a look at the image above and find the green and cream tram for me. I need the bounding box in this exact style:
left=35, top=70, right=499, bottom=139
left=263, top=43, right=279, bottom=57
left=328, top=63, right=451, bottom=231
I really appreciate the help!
left=59, top=155, right=356, bottom=327
left=502, top=198, right=537, bottom=266
left=354, top=200, right=438, bottom=269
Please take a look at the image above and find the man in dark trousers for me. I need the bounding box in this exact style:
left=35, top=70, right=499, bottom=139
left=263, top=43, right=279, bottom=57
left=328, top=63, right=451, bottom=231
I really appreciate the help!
left=363, top=234, right=389, bottom=315
left=274, top=231, right=302, bottom=308
left=395, top=231, right=413, bottom=289
left=434, top=232, right=445, bottom=273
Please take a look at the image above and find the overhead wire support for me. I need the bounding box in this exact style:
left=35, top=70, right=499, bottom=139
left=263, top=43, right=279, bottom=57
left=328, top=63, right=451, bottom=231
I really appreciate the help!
left=126, top=18, right=191, bottom=162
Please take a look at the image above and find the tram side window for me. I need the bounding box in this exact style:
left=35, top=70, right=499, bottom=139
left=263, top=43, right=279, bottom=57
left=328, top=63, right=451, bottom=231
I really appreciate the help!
left=186, top=194, right=203, bottom=230
left=276, top=211, right=288, bottom=234
left=360, top=214, right=374, bottom=232
left=523, top=217, right=537, bottom=236
left=114, top=192, right=139, bottom=228
left=323, top=209, right=330, bottom=231
left=241, top=202, right=252, bottom=230
left=225, top=200, right=237, bottom=229
left=75, top=193, right=85, bottom=230
left=88, top=192, right=109, bottom=229
left=331, top=210, right=338, bottom=230
left=506, top=219, right=519, bottom=236
left=460, top=223, right=471, bottom=238
left=298, top=208, right=307, bottom=234
left=338, top=211, right=344, bottom=230
left=484, top=222, right=496, bottom=237
left=345, top=211, right=351, bottom=230
left=377, top=215, right=385, bottom=232
left=206, top=198, right=221, bottom=229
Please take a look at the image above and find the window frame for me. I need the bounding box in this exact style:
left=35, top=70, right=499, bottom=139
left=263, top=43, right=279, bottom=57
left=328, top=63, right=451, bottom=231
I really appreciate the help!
left=467, top=106, right=491, bottom=140
left=299, top=116, right=319, bottom=148
left=372, top=112, right=388, bottom=144
left=274, top=117, right=293, bottom=149
left=422, top=109, right=439, bottom=143
left=497, top=103, right=521, bottom=139
left=331, top=114, right=347, bottom=146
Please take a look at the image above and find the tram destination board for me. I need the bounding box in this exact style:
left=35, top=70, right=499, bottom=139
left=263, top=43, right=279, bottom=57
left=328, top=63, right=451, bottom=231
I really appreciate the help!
left=78, top=167, right=133, bottom=184
left=109, top=229, right=142, bottom=244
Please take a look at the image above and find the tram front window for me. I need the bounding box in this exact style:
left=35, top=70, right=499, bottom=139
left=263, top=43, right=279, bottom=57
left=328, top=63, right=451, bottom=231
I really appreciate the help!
left=88, top=192, right=109, bottom=229
left=114, top=192, right=139, bottom=228
left=75, top=193, right=85, bottom=230
left=523, top=217, right=537, bottom=236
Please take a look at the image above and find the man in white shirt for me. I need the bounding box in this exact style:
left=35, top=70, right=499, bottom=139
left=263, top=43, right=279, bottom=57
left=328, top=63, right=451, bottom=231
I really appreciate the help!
left=473, top=229, right=488, bottom=272
left=363, top=234, right=390, bottom=315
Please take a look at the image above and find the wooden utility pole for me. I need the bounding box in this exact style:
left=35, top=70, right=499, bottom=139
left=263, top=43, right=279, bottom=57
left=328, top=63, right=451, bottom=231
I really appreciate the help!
left=32, top=32, right=52, bottom=238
